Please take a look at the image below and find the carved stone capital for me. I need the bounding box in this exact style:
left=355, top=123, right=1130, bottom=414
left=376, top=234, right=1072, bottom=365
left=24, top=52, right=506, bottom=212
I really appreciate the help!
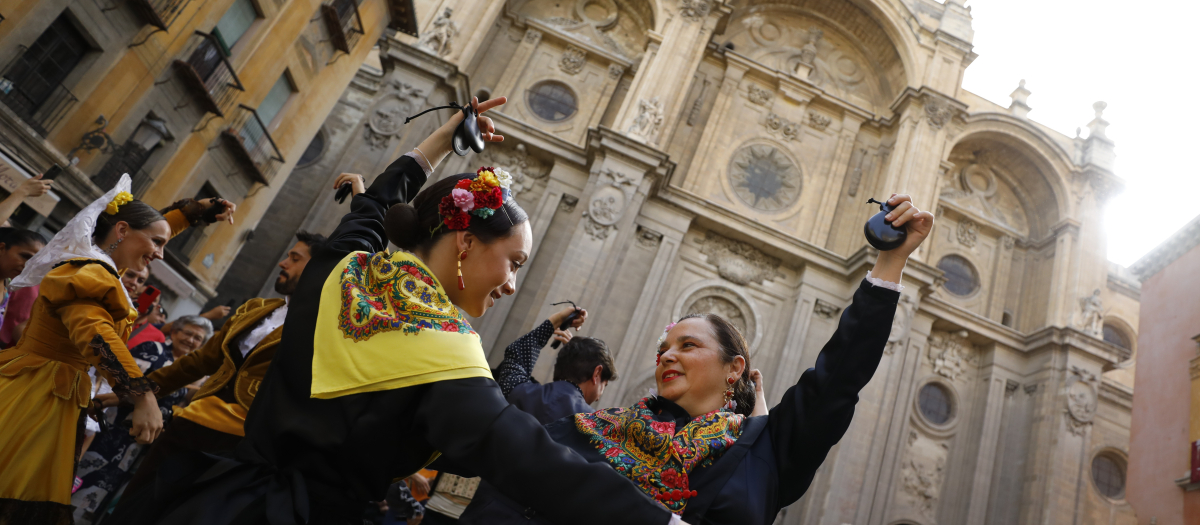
left=813, top=299, right=842, bottom=319
left=807, top=112, right=831, bottom=131
left=560, top=45, right=587, bottom=75
left=697, top=231, right=783, bottom=286
left=927, top=330, right=977, bottom=381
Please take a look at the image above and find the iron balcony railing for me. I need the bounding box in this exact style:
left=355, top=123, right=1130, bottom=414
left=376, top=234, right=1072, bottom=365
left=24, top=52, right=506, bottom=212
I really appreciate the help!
left=127, top=0, right=193, bottom=30
left=221, top=104, right=284, bottom=185
left=322, top=0, right=365, bottom=53
left=0, top=45, right=78, bottom=136
left=172, top=31, right=244, bottom=117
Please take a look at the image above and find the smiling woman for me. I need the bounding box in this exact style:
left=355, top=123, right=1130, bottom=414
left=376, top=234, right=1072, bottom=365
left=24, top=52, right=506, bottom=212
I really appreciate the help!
left=0, top=174, right=234, bottom=523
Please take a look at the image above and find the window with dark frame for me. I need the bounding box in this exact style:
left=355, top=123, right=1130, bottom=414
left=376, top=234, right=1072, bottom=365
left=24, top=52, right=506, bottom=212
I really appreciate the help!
left=1091, top=454, right=1125, bottom=500
left=917, top=383, right=953, bottom=425
left=527, top=81, right=577, bottom=121
left=0, top=13, right=90, bottom=132
left=937, top=255, right=980, bottom=297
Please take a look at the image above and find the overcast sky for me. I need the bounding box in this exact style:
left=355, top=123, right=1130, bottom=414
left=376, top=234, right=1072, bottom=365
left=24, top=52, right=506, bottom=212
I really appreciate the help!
left=958, top=0, right=1199, bottom=267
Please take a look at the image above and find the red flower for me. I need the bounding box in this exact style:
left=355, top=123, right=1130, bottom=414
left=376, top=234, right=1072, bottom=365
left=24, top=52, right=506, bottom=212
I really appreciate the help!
left=604, top=448, right=621, bottom=458
left=439, top=196, right=459, bottom=219
left=473, top=186, right=502, bottom=210
left=445, top=210, right=471, bottom=230
left=455, top=179, right=472, bottom=190
left=406, top=267, right=420, bottom=277
left=423, top=277, right=434, bottom=286
left=441, top=320, right=458, bottom=331
left=650, top=421, right=674, bottom=434
left=477, top=166, right=494, bottom=176
left=661, top=469, right=679, bottom=488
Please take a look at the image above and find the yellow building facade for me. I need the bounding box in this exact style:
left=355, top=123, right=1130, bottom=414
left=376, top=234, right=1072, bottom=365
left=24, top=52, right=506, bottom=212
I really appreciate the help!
left=0, top=0, right=414, bottom=313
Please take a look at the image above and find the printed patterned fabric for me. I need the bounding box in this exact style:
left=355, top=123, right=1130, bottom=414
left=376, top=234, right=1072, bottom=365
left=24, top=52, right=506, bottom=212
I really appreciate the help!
left=339, top=252, right=476, bottom=341
left=574, top=397, right=745, bottom=514
left=311, top=251, right=491, bottom=400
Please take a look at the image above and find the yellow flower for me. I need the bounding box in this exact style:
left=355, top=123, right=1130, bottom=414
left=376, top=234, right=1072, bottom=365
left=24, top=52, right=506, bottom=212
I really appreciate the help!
left=469, top=178, right=490, bottom=193
left=477, top=170, right=499, bottom=188
left=105, top=191, right=133, bottom=215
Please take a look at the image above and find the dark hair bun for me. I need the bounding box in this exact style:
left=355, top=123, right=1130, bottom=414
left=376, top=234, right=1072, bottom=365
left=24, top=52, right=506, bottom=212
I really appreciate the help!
left=384, top=203, right=424, bottom=250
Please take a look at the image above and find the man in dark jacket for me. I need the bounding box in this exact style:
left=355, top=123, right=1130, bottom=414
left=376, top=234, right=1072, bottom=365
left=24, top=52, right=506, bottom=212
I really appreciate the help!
left=504, top=332, right=617, bottom=424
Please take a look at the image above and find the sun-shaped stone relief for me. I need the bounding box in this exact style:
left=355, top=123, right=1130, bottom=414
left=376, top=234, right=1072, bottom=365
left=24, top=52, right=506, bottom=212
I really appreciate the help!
left=727, top=144, right=801, bottom=212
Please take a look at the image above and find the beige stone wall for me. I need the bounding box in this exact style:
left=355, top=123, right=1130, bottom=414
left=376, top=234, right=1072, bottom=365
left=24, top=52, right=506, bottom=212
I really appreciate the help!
left=253, top=0, right=1140, bottom=523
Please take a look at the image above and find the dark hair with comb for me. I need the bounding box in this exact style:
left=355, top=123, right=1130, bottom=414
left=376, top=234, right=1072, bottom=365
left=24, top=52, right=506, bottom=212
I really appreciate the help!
left=383, top=173, right=528, bottom=252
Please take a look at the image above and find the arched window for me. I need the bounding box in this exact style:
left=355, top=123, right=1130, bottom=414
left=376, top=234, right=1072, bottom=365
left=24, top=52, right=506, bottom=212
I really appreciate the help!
left=1102, top=324, right=1132, bottom=360
left=937, top=255, right=980, bottom=297
left=297, top=128, right=326, bottom=168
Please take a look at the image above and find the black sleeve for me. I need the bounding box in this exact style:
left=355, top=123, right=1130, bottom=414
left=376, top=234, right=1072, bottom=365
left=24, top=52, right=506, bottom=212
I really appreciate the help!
left=323, top=155, right=429, bottom=256
left=414, top=377, right=671, bottom=525
left=768, top=279, right=898, bottom=506
left=496, top=320, right=555, bottom=397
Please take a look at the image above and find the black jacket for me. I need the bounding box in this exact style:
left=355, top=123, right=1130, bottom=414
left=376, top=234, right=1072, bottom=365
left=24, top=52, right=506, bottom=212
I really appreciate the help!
left=462, top=279, right=899, bottom=525
left=128, top=156, right=673, bottom=525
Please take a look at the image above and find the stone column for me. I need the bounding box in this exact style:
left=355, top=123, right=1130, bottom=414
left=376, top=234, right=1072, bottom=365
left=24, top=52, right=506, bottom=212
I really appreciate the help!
left=812, top=114, right=865, bottom=247
left=612, top=0, right=731, bottom=149
left=685, top=55, right=749, bottom=194
left=491, top=28, right=543, bottom=100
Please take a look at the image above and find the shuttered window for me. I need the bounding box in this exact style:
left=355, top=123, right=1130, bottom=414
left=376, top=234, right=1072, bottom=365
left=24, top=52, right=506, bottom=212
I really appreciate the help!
left=212, top=0, right=258, bottom=54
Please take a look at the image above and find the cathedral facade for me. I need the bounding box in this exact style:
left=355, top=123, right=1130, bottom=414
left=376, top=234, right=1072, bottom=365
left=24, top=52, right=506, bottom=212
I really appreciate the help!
left=218, top=1, right=1140, bottom=523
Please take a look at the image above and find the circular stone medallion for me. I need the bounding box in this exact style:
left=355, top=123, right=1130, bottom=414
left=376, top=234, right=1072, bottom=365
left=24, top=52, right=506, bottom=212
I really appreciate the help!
left=728, top=144, right=801, bottom=212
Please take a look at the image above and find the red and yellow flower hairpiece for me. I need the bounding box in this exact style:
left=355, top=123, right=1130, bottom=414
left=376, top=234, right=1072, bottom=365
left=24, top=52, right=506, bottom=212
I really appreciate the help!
left=437, top=166, right=514, bottom=231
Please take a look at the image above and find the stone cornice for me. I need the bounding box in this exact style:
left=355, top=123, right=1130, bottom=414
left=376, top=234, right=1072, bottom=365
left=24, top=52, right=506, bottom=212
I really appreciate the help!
left=489, top=112, right=588, bottom=166
left=1130, top=211, right=1200, bottom=281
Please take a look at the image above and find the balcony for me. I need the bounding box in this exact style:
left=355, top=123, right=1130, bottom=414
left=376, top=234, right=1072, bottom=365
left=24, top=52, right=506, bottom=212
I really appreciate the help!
left=0, top=45, right=78, bottom=136
left=220, top=104, right=284, bottom=185
left=172, top=31, right=243, bottom=117
left=127, top=0, right=193, bottom=30
left=322, top=0, right=365, bottom=54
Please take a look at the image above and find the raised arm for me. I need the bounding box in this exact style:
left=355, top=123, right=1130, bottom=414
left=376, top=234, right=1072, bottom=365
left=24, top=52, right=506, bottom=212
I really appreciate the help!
left=495, top=320, right=554, bottom=396
left=768, top=193, right=932, bottom=506
left=416, top=377, right=672, bottom=525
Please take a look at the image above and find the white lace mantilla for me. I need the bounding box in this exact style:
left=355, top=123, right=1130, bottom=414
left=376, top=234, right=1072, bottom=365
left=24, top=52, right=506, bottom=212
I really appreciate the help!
left=12, top=173, right=133, bottom=308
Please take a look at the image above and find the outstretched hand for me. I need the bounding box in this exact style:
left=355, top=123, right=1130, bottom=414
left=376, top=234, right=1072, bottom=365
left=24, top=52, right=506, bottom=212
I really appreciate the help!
left=198, top=197, right=237, bottom=225
left=417, top=96, right=508, bottom=170
left=871, top=193, right=934, bottom=283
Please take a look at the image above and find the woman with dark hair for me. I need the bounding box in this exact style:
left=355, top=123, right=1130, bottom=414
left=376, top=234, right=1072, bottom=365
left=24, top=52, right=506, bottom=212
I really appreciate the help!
left=461, top=195, right=934, bottom=525
left=0, top=227, right=47, bottom=333
left=0, top=174, right=234, bottom=523
left=123, top=98, right=681, bottom=525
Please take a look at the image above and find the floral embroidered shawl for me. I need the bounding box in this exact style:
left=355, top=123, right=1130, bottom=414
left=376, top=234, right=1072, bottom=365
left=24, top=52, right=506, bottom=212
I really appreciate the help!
left=310, top=251, right=491, bottom=399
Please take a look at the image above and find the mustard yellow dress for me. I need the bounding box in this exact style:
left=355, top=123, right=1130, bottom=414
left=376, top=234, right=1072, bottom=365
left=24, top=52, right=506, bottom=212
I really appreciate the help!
left=0, top=209, right=192, bottom=524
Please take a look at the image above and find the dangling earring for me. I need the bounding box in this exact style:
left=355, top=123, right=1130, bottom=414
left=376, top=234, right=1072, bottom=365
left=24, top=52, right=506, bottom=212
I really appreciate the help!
left=457, top=250, right=467, bottom=290
left=107, top=237, right=123, bottom=254
left=723, top=376, right=737, bottom=411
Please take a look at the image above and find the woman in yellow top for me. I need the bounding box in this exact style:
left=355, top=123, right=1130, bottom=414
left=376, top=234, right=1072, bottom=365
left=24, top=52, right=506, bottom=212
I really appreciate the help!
left=0, top=174, right=234, bottom=524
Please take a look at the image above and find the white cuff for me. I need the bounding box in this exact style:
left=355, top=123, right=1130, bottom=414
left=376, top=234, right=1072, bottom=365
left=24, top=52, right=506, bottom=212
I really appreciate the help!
left=865, top=270, right=904, bottom=292
left=668, top=514, right=684, bottom=525
left=405, top=151, right=433, bottom=177
left=85, top=416, right=100, bottom=434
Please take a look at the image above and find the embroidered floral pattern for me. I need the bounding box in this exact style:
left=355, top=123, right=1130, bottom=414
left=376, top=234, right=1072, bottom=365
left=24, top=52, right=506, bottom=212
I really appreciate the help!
left=338, top=252, right=476, bottom=342
left=89, top=335, right=158, bottom=398
left=575, top=397, right=745, bottom=514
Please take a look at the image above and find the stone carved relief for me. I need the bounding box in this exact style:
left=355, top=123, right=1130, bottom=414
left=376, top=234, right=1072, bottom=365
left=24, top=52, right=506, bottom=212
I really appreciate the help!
left=1064, top=366, right=1098, bottom=436
left=636, top=225, right=663, bottom=248
left=845, top=148, right=868, bottom=197
left=524, top=28, right=543, bottom=44
left=559, top=45, right=587, bottom=75
left=762, top=113, right=801, bottom=142
left=900, top=430, right=949, bottom=521
left=582, top=169, right=637, bottom=240
left=923, top=95, right=957, bottom=130
left=525, top=0, right=649, bottom=61
left=728, top=144, right=801, bottom=212
left=927, top=330, right=977, bottom=381
left=939, top=151, right=1031, bottom=237
left=747, top=84, right=773, bottom=106
left=627, top=97, right=664, bottom=145
left=886, top=293, right=916, bottom=355
left=678, top=0, right=713, bottom=23
left=956, top=218, right=978, bottom=248
left=1001, top=235, right=1015, bottom=250
left=813, top=299, right=841, bottom=319
left=807, top=112, right=831, bottom=131
left=682, top=286, right=755, bottom=343
left=417, top=7, right=459, bottom=57
left=608, top=64, right=625, bottom=79
left=472, top=143, right=549, bottom=197
left=559, top=194, right=579, bottom=213
left=733, top=16, right=881, bottom=108
left=697, top=231, right=783, bottom=286
left=363, top=82, right=424, bottom=150
left=687, top=78, right=710, bottom=126
left=1076, top=288, right=1104, bottom=336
